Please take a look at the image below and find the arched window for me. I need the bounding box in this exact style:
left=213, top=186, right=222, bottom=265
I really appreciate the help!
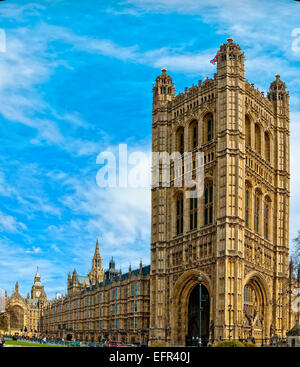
left=245, top=115, right=251, bottom=146
left=264, top=197, right=271, bottom=240
left=265, top=132, right=270, bottom=163
left=204, top=182, right=213, bottom=225
left=203, top=113, right=214, bottom=143
left=189, top=120, right=198, bottom=150
left=255, top=124, right=261, bottom=154
left=176, top=127, right=184, bottom=154
left=176, top=193, right=184, bottom=235
left=190, top=197, right=198, bottom=230
left=244, top=284, right=256, bottom=318
left=254, top=190, right=261, bottom=234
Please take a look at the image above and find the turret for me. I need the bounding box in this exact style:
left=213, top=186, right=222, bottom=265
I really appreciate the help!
left=72, top=268, right=77, bottom=283
left=217, top=37, right=245, bottom=80
left=153, top=68, right=175, bottom=109
left=67, top=272, right=72, bottom=293
left=268, top=74, right=288, bottom=104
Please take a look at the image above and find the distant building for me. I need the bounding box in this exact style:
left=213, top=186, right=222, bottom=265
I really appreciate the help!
left=1, top=268, right=46, bottom=336
left=40, top=241, right=150, bottom=344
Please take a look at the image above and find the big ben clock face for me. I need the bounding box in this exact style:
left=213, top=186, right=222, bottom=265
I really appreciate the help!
left=36, top=291, right=41, bottom=297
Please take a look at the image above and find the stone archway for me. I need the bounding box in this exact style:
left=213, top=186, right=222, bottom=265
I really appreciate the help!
left=171, top=269, right=213, bottom=346
left=242, top=272, right=271, bottom=341
left=186, top=284, right=210, bottom=346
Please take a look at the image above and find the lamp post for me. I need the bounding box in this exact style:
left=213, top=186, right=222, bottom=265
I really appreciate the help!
left=198, top=272, right=203, bottom=348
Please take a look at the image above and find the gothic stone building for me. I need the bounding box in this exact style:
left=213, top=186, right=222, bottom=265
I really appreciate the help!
left=1, top=269, right=47, bottom=336
left=41, top=240, right=150, bottom=344
left=149, top=38, right=292, bottom=346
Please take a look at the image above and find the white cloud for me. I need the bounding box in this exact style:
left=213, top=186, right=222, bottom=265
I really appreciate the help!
left=0, top=211, right=27, bottom=233
left=25, top=246, right=42, bottom=254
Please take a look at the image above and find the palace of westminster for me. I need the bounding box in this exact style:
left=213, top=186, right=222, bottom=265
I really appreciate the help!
left=1, top=38, right=300, bottom=346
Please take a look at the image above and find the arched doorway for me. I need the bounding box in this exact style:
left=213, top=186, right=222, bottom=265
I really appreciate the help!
left=66, top=333, right=72, bottom=341
left=186, top=284, right=210, bottom=346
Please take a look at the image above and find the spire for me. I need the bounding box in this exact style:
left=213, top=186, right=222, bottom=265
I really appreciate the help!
left=14, top=281, right=19, bottom=293
left=93, top=238, right=101, bottom=263
left=140, top=259, right=143, bottom=273
left=34, top=266, right=41, bottom=284
left=88, top=238, right=104, bottom=285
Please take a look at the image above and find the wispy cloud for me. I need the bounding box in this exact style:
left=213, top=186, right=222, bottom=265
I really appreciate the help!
left=0, top=211, right=27, bottom=233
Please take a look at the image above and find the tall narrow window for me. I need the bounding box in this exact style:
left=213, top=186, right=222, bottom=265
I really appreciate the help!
left=254, top=192, right=260, bottom=234
left=203, top=113, right=214, bottom=143
left=204, top=182, right=213, bottom=225
left=265, top=132, right=270, bottom=163
left=207, top=119, right=213, bottom=142
left=193, top=125, right=198, bottom=148
left=177, top=127, right=184, bottom=154
left=264, top=198, right=270, bottom=240
left=190, top=120, right=198, bottom=149
left=245, top=189, right=249, bottom=228
left=176, top=193, right=184, bottom=235
left=190, top=197, right=198, bottom=230
left=244, top=284, right=256, bottom=318
left=245, top=115, right=251, bottom=146
left=255, top=124, right=261, bottom=154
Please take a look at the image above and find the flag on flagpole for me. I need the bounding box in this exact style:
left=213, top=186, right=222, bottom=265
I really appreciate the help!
left=210, top=54, right=217, bottom=65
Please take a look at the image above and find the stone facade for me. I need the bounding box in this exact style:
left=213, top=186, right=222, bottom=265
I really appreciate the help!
left=1, top=269, right=47, bottom=336
left=149, top=38, right=293, bottom=346
left=40, top=241, right=150, bottom=344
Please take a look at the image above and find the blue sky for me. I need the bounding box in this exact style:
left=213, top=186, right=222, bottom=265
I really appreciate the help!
left=0, top=0, right=299, bottom=298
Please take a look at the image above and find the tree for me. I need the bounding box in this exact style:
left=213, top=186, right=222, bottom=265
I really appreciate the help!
left=0, top=313, right=9, bottom=332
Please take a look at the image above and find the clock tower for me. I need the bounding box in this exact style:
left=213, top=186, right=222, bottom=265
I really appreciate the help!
left=31, top=267, right=46, bottom=301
